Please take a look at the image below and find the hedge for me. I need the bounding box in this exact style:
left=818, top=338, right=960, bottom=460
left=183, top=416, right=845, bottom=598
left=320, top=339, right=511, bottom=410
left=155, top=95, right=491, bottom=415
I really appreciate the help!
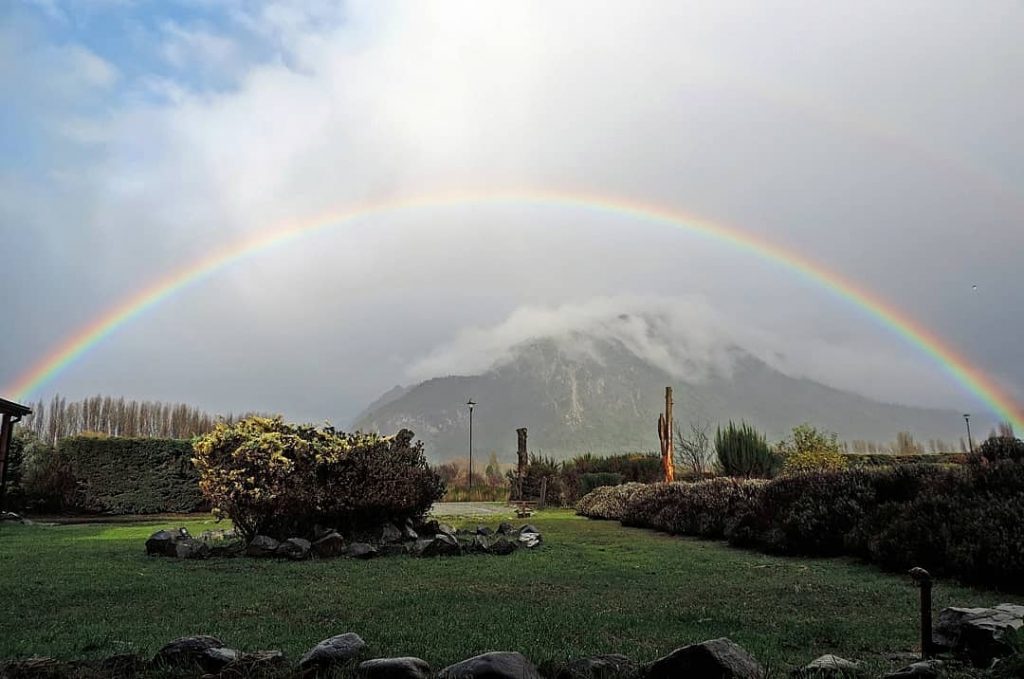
left=577, top=459, right=1024, bottom=589
left=843, top=452, right=967, bottom=467
left=57, top=436, right=206, bottom=514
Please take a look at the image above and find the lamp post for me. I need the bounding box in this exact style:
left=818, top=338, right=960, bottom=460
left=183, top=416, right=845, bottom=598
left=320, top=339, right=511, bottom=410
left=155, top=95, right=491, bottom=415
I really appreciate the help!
left=466, top=399, right=476, bottom=494
left=963, top=413, right=974, bottom=454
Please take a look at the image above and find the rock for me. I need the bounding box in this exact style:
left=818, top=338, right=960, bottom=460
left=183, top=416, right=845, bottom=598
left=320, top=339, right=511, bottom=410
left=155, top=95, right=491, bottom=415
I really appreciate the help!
left=174, top=538, right=211, bottom=560
left=882, top=659, right=943, bottom=679
left=246, top=535, right=280, bottom=558
left=420, top=534, right=461, bottom=557
left=402, top=519, right=419, bottom=541
left=299, top=632, right=367, bottom=670
left=418, top=519, right=441, bottom=535
left=145, top=530, right=179, bottom=557
left=520, top=524, right=539, bottom=534
left=380, top=544, right=408, bottom=558
left=0, top=657, right=73, bottom=678
left=221, top=650, right=287, bottom=676
left=360, top=657, right=432, bottom=679
left=497, top=522, right=514, bottom=535
left=475, top=525, right=493, bottom=536
left=411, top=538, right=435, bottom=556
left=0, top=511, right=32, bottom=525
left=471, top=535, right=491, bottom=553
left=152, top=635, right=226, bottom=670
left=201, top=647, right=240, bottom=672
left=438, top=652, right=542, bottom=679
left=647, top=638, right=763, bottom=679
left=313, top=531, right=346, bottom=558
left=209, top=538, right=246, bottom=558
left=795, top=655, right=859, bottom=676
left=276, top=537, right=312, bottom=560
left=518, top=532, right=542, bottom=549
left=381, top=522, right=403, bottom=544
left=346, top=542, right=379, bottom=559
left=934, top=604, right=1024, bottom=666
left=490, top=537, right=517, bottom=555
left=556, top=654, right=638, bottom=679
left=437, top=523, right=457, bottom=537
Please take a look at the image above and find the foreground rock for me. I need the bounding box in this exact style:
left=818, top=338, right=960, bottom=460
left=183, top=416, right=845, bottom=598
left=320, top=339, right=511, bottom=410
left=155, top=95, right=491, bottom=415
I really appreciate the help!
left=360, top=656, right=432, bottom=679
left=277, top=537, right=312, bottom=560
left=555, top=654, right=638, bottom=679
left=882, top=659, right=943, bottom=679
left=794, top=655, right=859, bottom=676
left=438, top=651, right=542, bottom=679
left=299, top=632, right=367, bottom=670
left=152, top=635, right=231, bottom=672
left=934, top=604, right=1024, bottom=667
left=246, top=535, right=280, bottom=558
left=345, top=542, right=379, bottom=559
left=646, top=638, right=763, bottom=679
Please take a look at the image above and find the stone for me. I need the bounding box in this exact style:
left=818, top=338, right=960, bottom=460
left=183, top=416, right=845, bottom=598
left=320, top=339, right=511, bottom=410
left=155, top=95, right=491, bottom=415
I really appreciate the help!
left=145, top=530, right=179, bottom=557
left=276, top=537, right=312, bottom=560
left=174, top=538, right=211, bottom=560
left=520, top=524, right=540, bottom=534
left=795, top=655, right=859, bottom=676
left=360, top=657, right=432, bottom=679
left=420, top=534, right=461, bottom=557
left=221, top=650, right=287, bottom=676
left=475, top=525, right=494, bottom=536
left=934, top=604, right=1024, bottom=667
left=882, top=659, right=943, bottom=679
left=647, top=638, right=763, bottom=679
left=346, top=542, right=379, bottom=559
left=209, top=538, right=246, bottom=558
left=497, top=522, right=514, bottom=535
left=402, top=519, right=419, bottom=541
left=299, top=632, right=367, bottom=670
left=381, top=522, right=403, bottom=544
left=1, top=511, right=31, bottom=525
left=471, top=535, right=491, bottom=553
left=99, top=653, right=147, bottom=676
left=201, top=647, right=240, bottom=672
left=152, top=635, right=225, bottom=670
left=246, top=535, right=280, bottom=558
left=437, top=523, right=457, bottom=537
left=0, top=657, right=72, bottom=678
left=438, top=652, right=542, bottom=679
left=380, top=544, right=408, bottom=558
left=556, top=654, right=638, bottom=679
left=313, top=531, right=346, bottom=558
left=518, top=532, right=542, bottom=549
left=490, top=537, right=517, bottom=555
left=418, top=519, right=441, bottom=535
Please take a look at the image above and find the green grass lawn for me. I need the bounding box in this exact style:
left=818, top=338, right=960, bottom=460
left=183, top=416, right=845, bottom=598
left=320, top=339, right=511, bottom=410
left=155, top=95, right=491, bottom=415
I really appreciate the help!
left=0, top=509, right=998, bottom=674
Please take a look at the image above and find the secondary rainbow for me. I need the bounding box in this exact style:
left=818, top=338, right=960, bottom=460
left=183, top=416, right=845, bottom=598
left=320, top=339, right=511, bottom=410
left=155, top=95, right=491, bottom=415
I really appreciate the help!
left=7, top=188, right=1022, bottom=431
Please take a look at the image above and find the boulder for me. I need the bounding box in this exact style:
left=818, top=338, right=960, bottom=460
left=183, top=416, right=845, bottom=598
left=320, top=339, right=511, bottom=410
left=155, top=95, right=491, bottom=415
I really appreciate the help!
left=174, top=538, right=211, bottom=560
left=313, top=531, right=347, bottom=558
left=418, top=519, right=441, bottom=535
left=381, top=522, right=403, bottom=544
left=646, top=638, right=763, bottom=679
left=145, top=530, right=179, bottom=557
left=518, top=532, right=542, bottom=549
left=555, top=654, right=638, bottom=679
left=882, top=659, right=943, bottom=679
left=380, top=544, right=409, bottom=558
left=497, top=522, right=514, bottom=535
left=346, top=542, right=379, bottom=559
left=0, top=657, right=73, bottom=678
left=470, top=535, right=492, bottom=554
left=152, top=635, right=226, bottom=670
left=438, top=652, right=542, bottom=679
left=221, top=650, right=287, bottom=676
left=402, top=519, right=419, bottom=541
left=99, top=652, right=147, bottom=676
left=934, top=604, right=1024, bottom=667
left=420, top=534, right=462, bottom=557
left=475, top=525, right=493, bottom=536
left=277, top=537, right=312, bottom=560
left=246, top=535, right=280, bottom=558
left=490, top=537, right=517, bottom=555
left=520, top=524, right=540, bottom=535
left=794, top=655, right=859, bottom=676
left=201, top=647, right=240, bottom=672
left=437, top=523, right=458, bottom=538
left=360, top=657, right=432, bottom=679
left=299, top=632, right=366, bottom=670
left=209, top=538, right=246, bottom=558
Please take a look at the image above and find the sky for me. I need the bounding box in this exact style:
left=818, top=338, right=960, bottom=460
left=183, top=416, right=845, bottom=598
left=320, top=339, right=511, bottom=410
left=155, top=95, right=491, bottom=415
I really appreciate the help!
left=1, top=0, right=1022, bottom=428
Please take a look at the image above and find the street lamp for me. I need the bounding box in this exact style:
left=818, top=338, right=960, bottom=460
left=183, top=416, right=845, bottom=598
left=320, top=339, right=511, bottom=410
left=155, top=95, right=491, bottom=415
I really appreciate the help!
left=466, top=399, right=476, bottom=494
left=963, top=413, right=974, bottom=454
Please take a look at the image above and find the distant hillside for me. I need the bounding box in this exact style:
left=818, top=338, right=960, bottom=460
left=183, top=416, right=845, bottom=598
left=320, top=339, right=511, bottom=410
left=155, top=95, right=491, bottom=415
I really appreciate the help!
left=354, top=335, right=987, bottom=462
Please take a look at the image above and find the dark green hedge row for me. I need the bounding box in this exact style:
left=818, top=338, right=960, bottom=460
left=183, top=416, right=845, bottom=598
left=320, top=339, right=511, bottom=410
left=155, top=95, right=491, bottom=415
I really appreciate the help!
left=844, top=452, right=967, bottom=466
left=578, top=455, right=1024, bottom=590
left=58, top=436, right=206, bottom=514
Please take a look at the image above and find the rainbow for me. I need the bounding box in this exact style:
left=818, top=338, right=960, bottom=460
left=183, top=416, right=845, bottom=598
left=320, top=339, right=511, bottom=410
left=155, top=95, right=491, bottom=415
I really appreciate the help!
left=6, top=189, right=1023, bottom=430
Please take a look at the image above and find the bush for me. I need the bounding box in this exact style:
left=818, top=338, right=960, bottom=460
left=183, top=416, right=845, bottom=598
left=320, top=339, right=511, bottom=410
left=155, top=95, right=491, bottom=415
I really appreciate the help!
left=578, top=472, right=624, bottom=495
left=192, top=417, right=444, bottom=541
left=972, top=435, right=1024, bottom=465
left=716, top=421, right=780, bottom=478
left=621, top=478, right=765, bottom=540
left=778, top=424, right=848, bottom=474
left=574, top=482, right=646, bottom=520
left=57, top=435, right=204, bottom=514
left=559, top=453, right=662, bottom=505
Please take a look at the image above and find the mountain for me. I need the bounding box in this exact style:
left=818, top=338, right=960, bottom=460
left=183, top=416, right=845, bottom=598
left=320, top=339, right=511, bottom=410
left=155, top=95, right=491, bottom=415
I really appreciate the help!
left=353, top=335, right=986, bottom=462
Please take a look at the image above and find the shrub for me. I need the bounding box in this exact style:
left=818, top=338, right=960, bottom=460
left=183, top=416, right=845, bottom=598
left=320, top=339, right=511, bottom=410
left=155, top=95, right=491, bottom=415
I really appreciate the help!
left=575, top=482, right=646, bottom=520
left=559, top=453, right=662, bottom=505
left=57, top=436, right=204, bottom=514
left=620, top=478, right=765, bottom=540
left=192, top=417, right=444, bottom=541
left=578, top=472, right=624, bottom=495
left=778, top=424, right=848, bottom=474
left=716, top=421, right=780, bottom=478
left=972, top=435, right=1024, bottom=465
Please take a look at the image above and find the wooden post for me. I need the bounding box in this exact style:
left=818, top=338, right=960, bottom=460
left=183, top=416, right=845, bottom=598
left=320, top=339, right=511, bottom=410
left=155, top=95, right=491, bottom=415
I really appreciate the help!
left=539, top=476, right=548, bottom=509
left=657, top=387, right=675, bottom=482
left=516, top=427, right=528, bottom=501
left=910, top=567, right=934, bottom=658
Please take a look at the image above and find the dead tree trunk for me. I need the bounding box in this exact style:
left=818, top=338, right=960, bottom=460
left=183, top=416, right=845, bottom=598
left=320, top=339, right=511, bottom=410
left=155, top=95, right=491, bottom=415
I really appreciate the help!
left=657, top=387, right=675, bottom=483
left=516, top=427, right=528, bottom=501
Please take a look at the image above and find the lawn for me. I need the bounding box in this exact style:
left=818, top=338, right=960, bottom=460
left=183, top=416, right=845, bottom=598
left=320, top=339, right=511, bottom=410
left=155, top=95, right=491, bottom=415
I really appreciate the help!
left=0, top=508, right=998, bottom=674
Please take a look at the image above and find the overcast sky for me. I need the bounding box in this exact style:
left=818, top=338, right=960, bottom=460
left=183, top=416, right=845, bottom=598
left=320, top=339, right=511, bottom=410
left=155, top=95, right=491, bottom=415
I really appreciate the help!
left=1, top=0, right=1022, bottom=427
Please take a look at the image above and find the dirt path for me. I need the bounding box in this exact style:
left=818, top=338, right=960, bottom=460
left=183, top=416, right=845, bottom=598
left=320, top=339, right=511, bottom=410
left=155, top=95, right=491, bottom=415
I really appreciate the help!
left=430, top=502, right=508, bottom=516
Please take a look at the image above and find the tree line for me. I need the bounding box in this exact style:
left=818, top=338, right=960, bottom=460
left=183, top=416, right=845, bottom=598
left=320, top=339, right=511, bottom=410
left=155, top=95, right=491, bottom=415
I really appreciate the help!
left=18, top=394, right=259, bottom=444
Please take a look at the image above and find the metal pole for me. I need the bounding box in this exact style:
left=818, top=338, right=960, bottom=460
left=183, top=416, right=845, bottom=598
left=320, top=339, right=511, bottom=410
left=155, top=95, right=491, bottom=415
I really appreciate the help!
left=467, top=400, right=475, bottom=495
left=909, top=567, right=933, bottom=658
left=963, top=414, right=973, bottom=454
